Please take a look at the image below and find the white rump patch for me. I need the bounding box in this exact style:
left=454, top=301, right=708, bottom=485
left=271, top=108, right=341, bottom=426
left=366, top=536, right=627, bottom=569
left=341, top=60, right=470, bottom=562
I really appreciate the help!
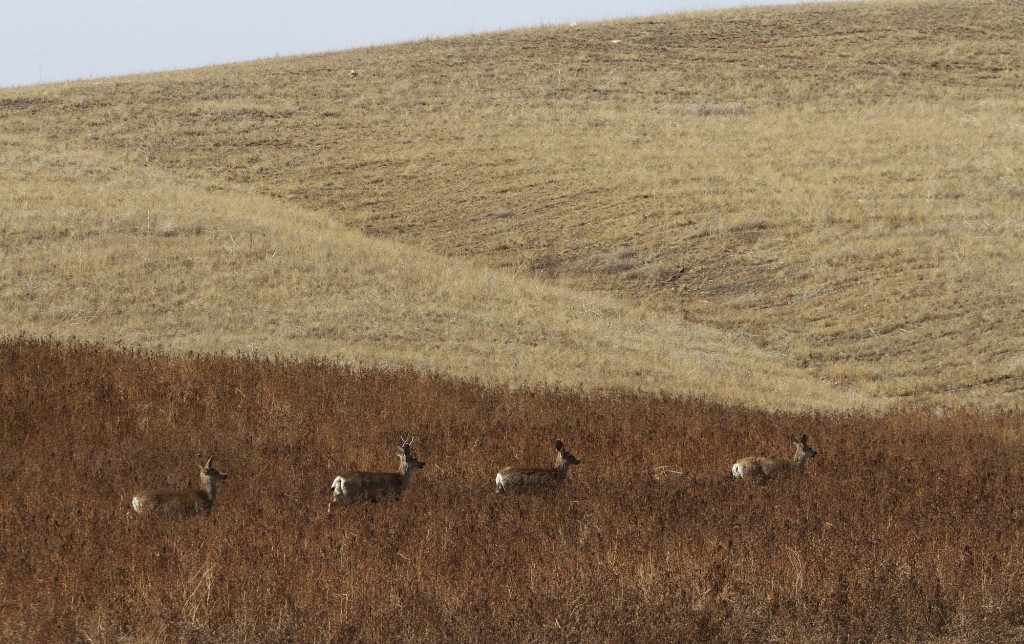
left=131, top=496, right=142, bottom=513
left=731, top=463, right=743, bottom=478
left=495, top=472, right=504, bottom=491
left=330, top=476, right=345, bottom=494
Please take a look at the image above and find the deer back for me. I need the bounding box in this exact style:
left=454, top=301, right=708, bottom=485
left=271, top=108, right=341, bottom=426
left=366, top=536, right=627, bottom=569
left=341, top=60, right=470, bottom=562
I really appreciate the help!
left=132, top=489, right=213, bottom=516
left=496, top=465, right=562, bottom=490
left=331, top=471, right=405, bottom=501
left=732, top=456, right=794, bottom=480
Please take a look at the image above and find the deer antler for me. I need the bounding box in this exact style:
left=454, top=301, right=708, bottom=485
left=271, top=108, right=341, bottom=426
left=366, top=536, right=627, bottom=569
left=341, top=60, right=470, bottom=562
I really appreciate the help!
left=397, top=436, right=414, bottom=455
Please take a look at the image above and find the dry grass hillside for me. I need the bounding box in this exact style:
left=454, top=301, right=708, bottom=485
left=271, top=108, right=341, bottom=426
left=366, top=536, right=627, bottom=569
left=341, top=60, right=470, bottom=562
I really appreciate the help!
left=2, top=0, right=1024, bottom=410
left=0, top=135, right=866, bottom=410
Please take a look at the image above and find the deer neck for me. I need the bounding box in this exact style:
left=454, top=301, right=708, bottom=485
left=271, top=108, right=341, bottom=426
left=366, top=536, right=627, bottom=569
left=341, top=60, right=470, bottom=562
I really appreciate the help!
left=398, top=460, right=417, bottom=487
left=792, top=448, right=810, bottom=470
left=555, top=458, right=571, bottom=481
left=200, top=473, right=220, bottom=503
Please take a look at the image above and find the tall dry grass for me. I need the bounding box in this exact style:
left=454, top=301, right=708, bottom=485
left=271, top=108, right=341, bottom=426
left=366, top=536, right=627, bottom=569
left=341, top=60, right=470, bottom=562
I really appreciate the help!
left=0, top=135, right=865, bottom=411
left=2, top=0, right=1023, bottom=409
left=2, top=338, right=1023, bottom=641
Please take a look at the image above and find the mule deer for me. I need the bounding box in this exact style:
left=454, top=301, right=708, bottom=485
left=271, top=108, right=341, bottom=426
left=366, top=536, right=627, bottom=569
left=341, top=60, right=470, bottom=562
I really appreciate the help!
left=732, top=434, right=817, bottom=482
left=328, top=438, right=425, bottom=512
left=131, top=455, right=228, bottom=516
left=495, top=439, right=581, bottom=493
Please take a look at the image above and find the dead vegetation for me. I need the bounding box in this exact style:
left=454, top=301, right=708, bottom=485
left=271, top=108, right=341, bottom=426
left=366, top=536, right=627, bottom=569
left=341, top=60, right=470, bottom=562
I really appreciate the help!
left=2, top=338, right=1024, bottom=642
left=2, top=0, right=1023, bottom=409
left=0, top=133, right=870, bottom=412
left=3, top=2, right=1024, bottom=640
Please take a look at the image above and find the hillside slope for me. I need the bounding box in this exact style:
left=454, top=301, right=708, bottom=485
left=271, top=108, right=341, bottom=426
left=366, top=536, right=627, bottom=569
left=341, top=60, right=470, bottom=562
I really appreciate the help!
left=2, top=0, right=1022, bottom=409
left=0, top=136, right=868, bottom=410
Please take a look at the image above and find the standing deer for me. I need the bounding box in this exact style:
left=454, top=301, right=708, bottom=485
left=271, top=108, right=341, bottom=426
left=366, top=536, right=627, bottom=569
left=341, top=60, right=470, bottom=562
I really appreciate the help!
left=732, top=434, right=817, bottom=482
left=328, top=438, right=425, bottom=512
left=495, top=439, right=581, bottom=493
left=131, top=455, right=228, bottom=516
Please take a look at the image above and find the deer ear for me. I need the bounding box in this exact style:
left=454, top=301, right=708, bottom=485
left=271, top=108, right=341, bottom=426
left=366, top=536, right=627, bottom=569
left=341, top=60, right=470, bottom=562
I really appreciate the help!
left=204, top=456, right=214, bottom=469
left=554, top=439, right=564, bottom=451
left=800, top=434, right=809, bottom=445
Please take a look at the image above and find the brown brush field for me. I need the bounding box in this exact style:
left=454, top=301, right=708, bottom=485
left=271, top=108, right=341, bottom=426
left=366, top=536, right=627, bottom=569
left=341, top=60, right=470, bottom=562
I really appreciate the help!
left=3, top=338, right=1024, bottom=642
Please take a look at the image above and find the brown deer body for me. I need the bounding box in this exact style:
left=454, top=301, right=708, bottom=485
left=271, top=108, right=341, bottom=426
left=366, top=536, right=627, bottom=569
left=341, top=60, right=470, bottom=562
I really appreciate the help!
left=732, top=434, right=817, bottom=482
left=495, top=439, right=581, bottom=493
left=328, top=438, right=424, bottom=512
left=131, top=456, right=228, bottom=516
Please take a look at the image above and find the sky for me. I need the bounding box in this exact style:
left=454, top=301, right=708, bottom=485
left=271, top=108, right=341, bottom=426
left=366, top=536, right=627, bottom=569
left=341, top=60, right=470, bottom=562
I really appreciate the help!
left=1, top=0, right=824, bottom=89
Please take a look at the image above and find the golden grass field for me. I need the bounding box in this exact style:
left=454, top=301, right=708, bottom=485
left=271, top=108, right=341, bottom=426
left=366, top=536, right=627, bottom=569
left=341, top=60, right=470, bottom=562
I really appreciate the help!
left=0, top=135, right=867, bottom=411
left=3, top=0, right=1024, bottom=641
left=2, top=0, right=1022, bottom=411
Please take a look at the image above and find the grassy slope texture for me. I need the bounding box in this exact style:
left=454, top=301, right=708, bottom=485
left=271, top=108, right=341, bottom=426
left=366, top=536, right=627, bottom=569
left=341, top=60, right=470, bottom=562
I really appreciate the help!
left=2, top=339, right=1024, bottom=642
left=0, top=137, right=865, bottom=411
left=2, top=1, right=1024, bottom=640
left=2, top=0, right=1023, bottom=411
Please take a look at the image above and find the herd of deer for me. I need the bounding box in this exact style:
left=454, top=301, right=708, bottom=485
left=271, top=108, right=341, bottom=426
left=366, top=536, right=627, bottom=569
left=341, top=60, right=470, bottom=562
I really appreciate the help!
left=130, top=435, right=818, bottom=517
